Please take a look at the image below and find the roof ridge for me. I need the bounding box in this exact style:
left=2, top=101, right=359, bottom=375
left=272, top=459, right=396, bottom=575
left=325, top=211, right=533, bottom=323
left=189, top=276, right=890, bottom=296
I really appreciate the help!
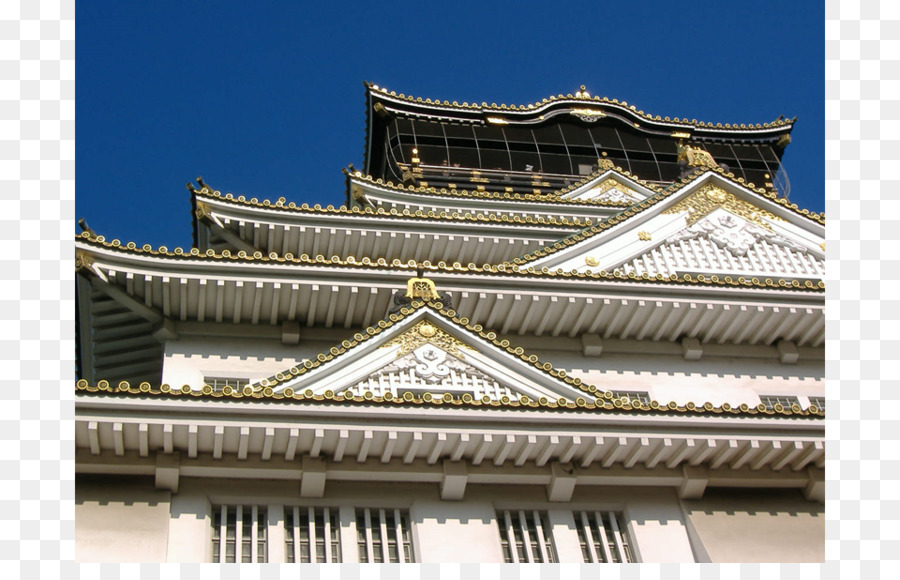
left=192, top=180, right=591, bottom=228
left=365, top=82, right=796, bottom=132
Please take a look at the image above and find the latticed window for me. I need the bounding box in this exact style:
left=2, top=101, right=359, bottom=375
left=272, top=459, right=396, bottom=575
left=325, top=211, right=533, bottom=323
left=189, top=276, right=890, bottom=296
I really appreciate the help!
left=610, top=391, right=650, bottom=405
left=284, top=506, right=341, bottom=563
left=211, top=505, right=267, bottom=563
left=204, top=377, right=250, bottom=393
left=497, top=510, right=557, bottom=563
left=573, top=511, right=635, bottom=563
left=759, top=395, right=800, bottom=410
left=808, top=396, right=825, bottom=411
left=355, top=508, right=415, bottom=563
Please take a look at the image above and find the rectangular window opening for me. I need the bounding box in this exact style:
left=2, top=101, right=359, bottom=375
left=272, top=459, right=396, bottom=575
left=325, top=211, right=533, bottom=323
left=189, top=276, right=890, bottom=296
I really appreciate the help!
left=610, top=390, right=650, bottom=405
left=283, top=506, right=341, bottom=563
left=808, top=396, right=825, bottom=411
left=759, top=395, right=801, bottom=410
left=496, top=510, right=557, bottom=563
left=212, top=505, right=267, bottom=563
left=355, top=508, right=415, bottom=563
left=572, top=511, right=635, bottom=563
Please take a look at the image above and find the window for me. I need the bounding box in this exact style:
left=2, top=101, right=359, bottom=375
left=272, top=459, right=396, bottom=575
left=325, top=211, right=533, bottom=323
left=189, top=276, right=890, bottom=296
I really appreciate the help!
left=204, top=377, right=250, bottom=393
left=808, top=396, right=825, bottom=411
left=284, top=506, right=341, bottom=563
left=355, top=508, right=414, bottom=563
left=573, top=511, right=635, bottom=563
left=212, top=505, right=267, bottom=563
left=759, top=395, right=800, bottom=411
left=610, top=391, right=650, bottom=405
left=497, top=510, right=557, bottom=563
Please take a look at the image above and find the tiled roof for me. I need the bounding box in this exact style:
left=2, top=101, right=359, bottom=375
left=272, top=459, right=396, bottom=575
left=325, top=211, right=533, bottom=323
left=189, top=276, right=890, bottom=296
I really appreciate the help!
left=76, top=300, right=824, bottom=419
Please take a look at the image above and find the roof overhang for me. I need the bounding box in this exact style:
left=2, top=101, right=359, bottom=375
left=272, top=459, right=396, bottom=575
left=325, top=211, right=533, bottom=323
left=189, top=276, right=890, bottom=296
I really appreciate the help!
left=75, top=392, right=824, bottom=498
left=76, top=237, right=824, bottom=347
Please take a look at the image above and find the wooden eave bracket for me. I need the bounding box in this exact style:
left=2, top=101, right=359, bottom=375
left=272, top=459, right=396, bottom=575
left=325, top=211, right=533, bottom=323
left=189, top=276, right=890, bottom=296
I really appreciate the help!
left=198, top=209, right=259, bottom=254
left=85, top=275, right=178, bottom=341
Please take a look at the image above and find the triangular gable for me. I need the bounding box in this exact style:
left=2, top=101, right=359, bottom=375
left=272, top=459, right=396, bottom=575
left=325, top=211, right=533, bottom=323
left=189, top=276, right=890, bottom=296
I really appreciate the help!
left=556, top=170, right=655, bottom=204
left=253, top=302, right=597, bottom=404
left=527, top=172, right=825, bottom=281
left=607, top=205, right=824, bottom=280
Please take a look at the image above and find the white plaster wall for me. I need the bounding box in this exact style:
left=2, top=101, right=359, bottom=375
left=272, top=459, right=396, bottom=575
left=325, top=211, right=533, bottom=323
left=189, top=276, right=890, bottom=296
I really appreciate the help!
left=166, top=487, right=212, bottom=563
left=75, top=474, right=824, bottom=563
left=75, top=476, right=171, bottom=563
left=528, top=347, right=823, bottom=408
left=410, top=499, right=504, bottom=563
left=680, top=488, right=824, bottom=562
left=161, top=328, right=824, bottom=409
left=106, top=476, right=706, bottom=563
left=161, top=334, right=337, bottom=388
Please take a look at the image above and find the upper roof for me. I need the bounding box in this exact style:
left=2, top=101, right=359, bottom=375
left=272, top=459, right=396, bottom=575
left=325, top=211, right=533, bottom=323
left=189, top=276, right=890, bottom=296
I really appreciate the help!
left=363, top=83, right=796, bottom=199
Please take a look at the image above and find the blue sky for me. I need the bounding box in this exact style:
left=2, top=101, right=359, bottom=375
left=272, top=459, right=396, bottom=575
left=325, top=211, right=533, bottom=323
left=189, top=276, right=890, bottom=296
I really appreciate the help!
left=77, top=2, right=824, bottom=249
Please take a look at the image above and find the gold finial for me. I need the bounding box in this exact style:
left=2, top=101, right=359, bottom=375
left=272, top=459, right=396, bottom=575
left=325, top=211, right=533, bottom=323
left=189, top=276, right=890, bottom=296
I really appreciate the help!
left=405, top=277, right=441, bottom=300
left=75, top=250, right=94, bottom=271
left=194, top=201, right=212, bottom=220
left=575, top=85, right=590, bottom=99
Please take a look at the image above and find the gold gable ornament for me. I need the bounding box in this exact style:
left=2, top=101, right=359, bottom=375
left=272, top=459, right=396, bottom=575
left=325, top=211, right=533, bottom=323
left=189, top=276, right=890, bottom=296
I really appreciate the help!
left=597, top=152, right=616, bottom=171
left=382, top=321, right=472, bottom=357
left=677, top=143, right=719, bottom=169
left=406, top=277, right=441, bottom=301
left=663, top=183, right=782, bottom=230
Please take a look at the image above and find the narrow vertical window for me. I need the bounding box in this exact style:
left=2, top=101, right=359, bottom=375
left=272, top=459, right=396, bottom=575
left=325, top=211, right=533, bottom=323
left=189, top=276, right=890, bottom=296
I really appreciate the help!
left=355, top=508, right=415, bottom=563
left=496, top=510, right=556, bottom=563
left=283, top=506, right=341, bottom=563
left=211, top=505, right=267, bottom=563
left=572, top=511, right=635, bottom=563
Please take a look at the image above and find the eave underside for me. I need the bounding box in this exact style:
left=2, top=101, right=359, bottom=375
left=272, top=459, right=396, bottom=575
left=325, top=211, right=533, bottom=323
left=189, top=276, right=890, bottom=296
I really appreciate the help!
left=75, top=401, right=824, bottom=498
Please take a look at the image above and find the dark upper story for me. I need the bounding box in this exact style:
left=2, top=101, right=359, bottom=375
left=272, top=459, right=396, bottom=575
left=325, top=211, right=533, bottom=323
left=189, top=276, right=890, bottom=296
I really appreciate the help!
left=362, top=83, right=795, bottom=199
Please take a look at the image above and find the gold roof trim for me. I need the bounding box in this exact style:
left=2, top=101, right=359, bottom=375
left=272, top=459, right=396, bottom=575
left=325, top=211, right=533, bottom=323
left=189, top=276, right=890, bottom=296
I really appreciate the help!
left=366, top=82, right=795, bottom=131
left=192, top=180, right=592, bottom=228
left=74, top=233, right=825, bottom=291
left=348, top=171, right=638, bottom=208
left=76, top=300, right=823, bottom=418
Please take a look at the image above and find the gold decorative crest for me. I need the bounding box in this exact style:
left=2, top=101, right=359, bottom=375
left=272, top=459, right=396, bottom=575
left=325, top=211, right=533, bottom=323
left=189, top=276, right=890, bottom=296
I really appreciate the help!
left=382, top=321, right=472, bottom=358
left=585, top=256, right=599, bottom=267
left=597, top=153, right=616, bottom=171
left=405, top=277, right=441, bottom=300
left=663, top=184, right=782, bottom=231
left=571, top=108, right=606, bottom=122
left=637, top=231, right=652, bottom=241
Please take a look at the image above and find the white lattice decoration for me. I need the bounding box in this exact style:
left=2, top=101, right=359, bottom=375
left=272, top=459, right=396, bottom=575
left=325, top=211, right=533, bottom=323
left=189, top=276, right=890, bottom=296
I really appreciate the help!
left=613, top=231, right=824, bottom=279
left=566, top=182, right=640, bottom=204
left=343, top=344, right=516, bottom=401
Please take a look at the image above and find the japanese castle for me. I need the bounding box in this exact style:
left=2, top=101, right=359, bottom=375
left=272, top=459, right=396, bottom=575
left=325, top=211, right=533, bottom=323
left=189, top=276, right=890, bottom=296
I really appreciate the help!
left=75, top=83, right=825, bottom=563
